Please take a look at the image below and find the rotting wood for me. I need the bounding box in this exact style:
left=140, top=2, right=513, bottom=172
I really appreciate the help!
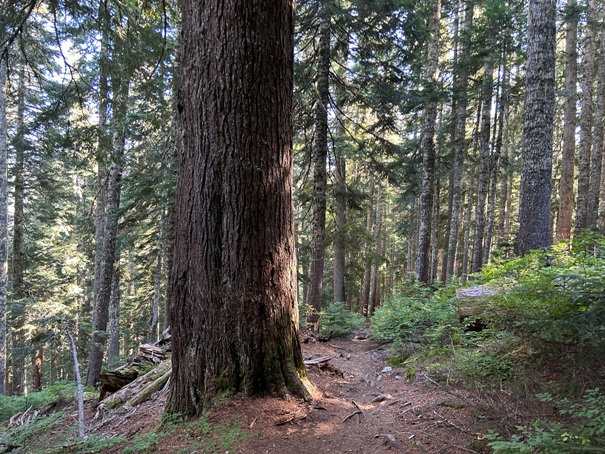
left=124, top=367, right=171, bottom=408
left=96, top=359, right=171, bottom=413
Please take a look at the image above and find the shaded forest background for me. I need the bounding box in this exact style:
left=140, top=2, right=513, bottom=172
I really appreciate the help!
left=0, top=0, right=604, bottom=396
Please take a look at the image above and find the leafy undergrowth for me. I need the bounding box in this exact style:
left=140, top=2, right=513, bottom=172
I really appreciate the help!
left=368, top=232, right=605, bottom=452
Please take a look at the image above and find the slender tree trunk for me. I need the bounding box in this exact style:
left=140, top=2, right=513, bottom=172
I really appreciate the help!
left=416, top=0, right=441, bottom=283
left=31, top=341, right=42, bottom=391
left=333, top=39, right=348, bottom=304
left=166, top=0, right=308, bottom=415
left=150, top=212, right=165, bottom=343
left=86, top=67, right=129, bottom=385
left=485, top=60, right=509, bottom=264
left=471, top=56, right=494, bottom=273
left=107, top=251, right=121, bottom=368
left=462, top=105, right=481, bottom=282
left=588, top=24, right=605, bottom=228
left=556, top=0, right=578, bottom=239
left=430, top=178, right=440, bottom=281
left=0, top=47, right=8, bottom=396
left=517, top=0, right=556, bottom=255
left=10, top=67, right=26, bottom=395
left=598, top=29, right=605, bottom=227
left=574, top=0, right=597, bottom=234
left=446, top=0, right=473, bottom=282
left=369, top=185, right=382, bottom=316
left=306, top=17, right=330, bottom=330
left=360, top=184, right=373, bottom=316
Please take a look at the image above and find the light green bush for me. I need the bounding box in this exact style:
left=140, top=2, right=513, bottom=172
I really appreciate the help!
left=320, top=302, right=365, bottom=335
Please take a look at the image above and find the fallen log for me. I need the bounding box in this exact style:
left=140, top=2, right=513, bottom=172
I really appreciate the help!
left=98, top=359, right=172, bottom=411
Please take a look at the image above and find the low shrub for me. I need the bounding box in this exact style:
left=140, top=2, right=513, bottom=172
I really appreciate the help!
left=486, top=388, right=605, bottom=453
left=320, top=302, right=365, bottom=335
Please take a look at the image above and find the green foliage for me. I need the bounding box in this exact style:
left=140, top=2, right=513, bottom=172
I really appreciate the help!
left=0, top=381, right=79, bottom=421
left=486, top=389, right=605, bottom=453
left=319, top=302, right=365, bottom=335
left=480, top=233, right=605, bottom=350
left=371, top=281, right=458, bottom=344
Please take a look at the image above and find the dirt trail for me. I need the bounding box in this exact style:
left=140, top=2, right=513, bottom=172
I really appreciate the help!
left=90, top=334, right=533, bottom=453
left=229, top=336, right=494, bottom=453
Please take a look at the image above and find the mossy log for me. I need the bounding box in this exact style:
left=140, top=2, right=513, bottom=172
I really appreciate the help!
left=125, top=367, right=171, bottom=408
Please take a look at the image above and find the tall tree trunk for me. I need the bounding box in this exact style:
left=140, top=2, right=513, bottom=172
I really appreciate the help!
left=86, top=65, right=129, bottom=385
left=485, top=60, right=509, bottom=264
left=574, top=0, right=597, bottom=234
left=588, top=24, right=605, bottom=228
left=10, top=67, right=26, bottom=395
left=306, top=16, right=330, bottom=331
left=416, top=0, right=441, bottom=283
left=598, top=27, right=605, bottom=227
left=471, top=56, right=494, bottom=273
left=360, top=184, right=374, bottom=316
left=333, top=38, right=348, bottom=305
left=0, top=46, right=8, bottom=396
left=446, top=0, right=473, bottom=282
left=368, top=185, right=382, bottom=316
left=430, top=178, right=440, bottom=281
left=461, top=105, right=481, bottom=282
left=166, top=0, right=308, bottom=416
left=150, top=212, right=165, bottom=343
left=556, top=0, right=578, bottom=240
left=107, top=251, right=121, bottom=368
left=517, top=0, right=556, bottom=255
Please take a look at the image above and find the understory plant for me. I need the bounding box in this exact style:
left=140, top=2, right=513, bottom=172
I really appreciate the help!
left=320, top=301, right=365, bottom=336
left=487, top=388, right=605, bottom=453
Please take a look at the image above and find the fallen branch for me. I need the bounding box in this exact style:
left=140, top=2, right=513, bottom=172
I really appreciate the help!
left=342, top=410, right=362, bottom=423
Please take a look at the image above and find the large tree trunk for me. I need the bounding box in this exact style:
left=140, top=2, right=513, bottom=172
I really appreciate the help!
left=416, top=0, right=441, bottom=283
left=556, top=0, right=578, bottom=240
left=166, top=0, right=309, bottom=416
left=306, top=16, right=330, bottom=330
left=471, top=56, right=494, bottom=273
left=445, top=0, right=473, bottom=282
left=517, top=0, right=556, bottom=255
left=368, top=185, right=382, bottom=316
left=574, top=0, right=597, bottom=234
left=0, top=46, right=8, bottom=396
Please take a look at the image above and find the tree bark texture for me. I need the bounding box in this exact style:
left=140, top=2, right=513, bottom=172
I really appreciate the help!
left=517, top=0, right=556, bottom=255
left=9, top=67, right=26, bottom=394
left=598, top=26, right=605, bottom=227
left=332, top=41, right=348, bottom=305
left=471, top=56, right=493, bottom=273
left=307, top=17, right=330, bottom=329
left=107, top=252, right=121, bottom=368
left=166, top=0, right=308, bottom=416
left=556, top=0, right=578, bottom=240
left=0, top=49, right=7, bottom=395
left=574, top=0, right=597, bottom=234
left=446, top=0, right=473, bottom=282
left=416, top=0, right=441, bottom=283
left=150, top=212, right=164, bottom=343
left=588, top=22, right=605, bottom=228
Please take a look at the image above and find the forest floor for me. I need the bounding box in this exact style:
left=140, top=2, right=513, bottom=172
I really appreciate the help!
left=80, top=330, right=557, bottom=454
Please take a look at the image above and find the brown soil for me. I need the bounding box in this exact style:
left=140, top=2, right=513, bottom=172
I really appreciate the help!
left=84, top=333, right=555, bottom=453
